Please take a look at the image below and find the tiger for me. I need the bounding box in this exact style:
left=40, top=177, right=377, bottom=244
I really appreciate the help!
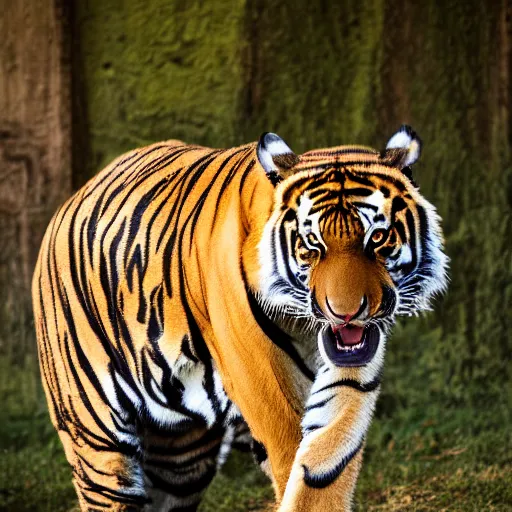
left=32, top=125, right=448, bottom=511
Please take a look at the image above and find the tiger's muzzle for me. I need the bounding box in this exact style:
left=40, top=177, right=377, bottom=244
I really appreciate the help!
left=312, top=285, right=397, bottom=367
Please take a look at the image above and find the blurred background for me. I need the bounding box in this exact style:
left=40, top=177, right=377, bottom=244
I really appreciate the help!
left=0, top=1, right=510, bottom=511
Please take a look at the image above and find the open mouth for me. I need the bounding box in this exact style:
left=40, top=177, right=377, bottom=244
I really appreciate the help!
left=321, top=323, right=380, bottom=367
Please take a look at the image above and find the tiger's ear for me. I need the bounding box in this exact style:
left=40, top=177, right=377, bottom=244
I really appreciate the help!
left=382, top=125, right=422, bottom=171
left=257, top=132, right=300, bottom=184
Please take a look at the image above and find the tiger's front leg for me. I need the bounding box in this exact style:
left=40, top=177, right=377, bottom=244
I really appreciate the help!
left=278, top=360, right=382, bottom=512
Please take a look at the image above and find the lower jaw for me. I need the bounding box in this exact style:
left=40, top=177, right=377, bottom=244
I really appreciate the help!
left=321, top=324, right=380, bottom=367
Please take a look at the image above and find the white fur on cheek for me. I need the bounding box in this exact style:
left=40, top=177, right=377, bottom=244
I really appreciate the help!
left=297, top=195, right=313, bottom=227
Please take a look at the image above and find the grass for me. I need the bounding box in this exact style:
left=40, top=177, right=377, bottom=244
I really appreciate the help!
left=0, top=356, right=77, bottom=512
left=354, top=398, right=512, bottom=511
left=1, top=354, right=510, bottom=512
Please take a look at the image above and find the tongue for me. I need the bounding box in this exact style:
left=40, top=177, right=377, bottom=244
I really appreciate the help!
left=332, top=324, right=364, bottom=346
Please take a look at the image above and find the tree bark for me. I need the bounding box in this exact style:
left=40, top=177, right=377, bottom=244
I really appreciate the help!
left=0, top=0, right=71, bottom=353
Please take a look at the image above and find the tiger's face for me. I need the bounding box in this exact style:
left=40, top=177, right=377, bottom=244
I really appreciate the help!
left=253, top=127, right=448, bottom=367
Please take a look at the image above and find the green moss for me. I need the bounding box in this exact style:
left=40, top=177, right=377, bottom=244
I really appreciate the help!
left=75, top=0, right=386, bottom=176
left=384, top=0, right=512, bottom=395
left=239, top=0, right=384, bottom=151
left=75, top=0, right=247, bottom=178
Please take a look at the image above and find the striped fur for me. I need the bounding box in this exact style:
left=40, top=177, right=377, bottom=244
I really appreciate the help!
left=33, top=128, right=447, bottom=511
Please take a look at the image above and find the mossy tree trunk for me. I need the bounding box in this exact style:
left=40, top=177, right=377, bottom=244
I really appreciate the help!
left=0, top=0, right=71, bottom=356
left=376, top=0, right=511, bottom=396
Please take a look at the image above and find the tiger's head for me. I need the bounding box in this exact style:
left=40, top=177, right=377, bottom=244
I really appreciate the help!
left=248, top=126, right=448, bottom=368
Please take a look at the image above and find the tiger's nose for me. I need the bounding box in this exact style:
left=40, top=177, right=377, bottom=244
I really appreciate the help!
left=325, top=295, right=367, bottom=324
left=337, top=312, right=357, bottom=323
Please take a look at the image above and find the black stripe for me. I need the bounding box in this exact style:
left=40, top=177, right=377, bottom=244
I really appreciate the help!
left=154, top=166, right=198, bottom=253
left=82, top=144, right=170, bottom=203
left=148, top=425, right=225, bottom=457
left=147, top=285, right=164, bottom=344
left=252, top=440, right=268, bottom=464
left=87, top=146, right=189, bottom=268
left=394, top=219, right=407, bottom=244
left=390, top=196, right=407, bottom=221
left=278, top=211, right=303, bottom=289
left=56, top=284, right=117, bottom=443
left=303, top=424, right=325, bottom=434
left=344, top=169, right=376, bottom=186
left=416, top=204, right=429, bottom=251
left=145, top=465, right=217, bottom=498
left=210, top=149, right=254, bottom=229
left=180, top=334, right=199, bottom=363
left=81, top=484, right=148, bottom=507
left=123, top=177, right=171, bottom=265
left=313, top=376, right=381, bottom=395
left=81, top=493, right=110, bottom=508
left=304, top=394, right=335, bottom=412
left=344, top=187, right=374, bottom=196
left=77, top=454, right=116, bottom=477
left=352, top=201, right=378, bottom=211
left=296, top=161, right=378, bottom=174
left=401, top=209, right=418, bottom=274
left=303, top=438, right=364, bottom=488
left=68, top=205, right=128, bottom=373
left=188, top=149, right=253, bottom=253
left=245, top=288, right=315, bottom=381
left=161, top=152, right=220, bottom=297
left=145, top=442, right=222, bottom=471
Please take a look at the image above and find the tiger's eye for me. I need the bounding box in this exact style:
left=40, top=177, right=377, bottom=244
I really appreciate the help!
left=371, top=229, right=387, bottom=245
